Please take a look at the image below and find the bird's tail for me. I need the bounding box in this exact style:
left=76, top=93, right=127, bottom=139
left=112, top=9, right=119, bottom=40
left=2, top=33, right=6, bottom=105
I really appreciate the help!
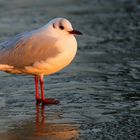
left=0, top=64, right=13, bottom=71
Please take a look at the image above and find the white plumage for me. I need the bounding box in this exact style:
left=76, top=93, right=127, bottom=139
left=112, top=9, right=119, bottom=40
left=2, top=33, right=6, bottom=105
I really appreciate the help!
left=0, top=18, right=80, bottom=75
left=0, top=17, right=82, bottom=105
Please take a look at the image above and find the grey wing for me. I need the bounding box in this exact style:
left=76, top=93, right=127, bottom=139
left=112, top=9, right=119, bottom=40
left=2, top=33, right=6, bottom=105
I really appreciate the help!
left=0, top=30, right=58, bottom=68
left=0, top=31, right=29, bottom=50
left=0, top=31, right=33, bottom=67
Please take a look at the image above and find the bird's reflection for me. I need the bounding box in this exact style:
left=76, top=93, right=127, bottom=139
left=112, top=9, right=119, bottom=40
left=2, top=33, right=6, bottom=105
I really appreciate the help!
left=1, top=104, right=79, bottom=140
left=35, top=104, right=46, bottom=134
left=34, top=104, right=79, bottom=139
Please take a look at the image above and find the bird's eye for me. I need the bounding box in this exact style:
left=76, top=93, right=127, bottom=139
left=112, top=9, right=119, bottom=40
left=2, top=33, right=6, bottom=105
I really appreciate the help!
left=59, top=26, right=64, bottom=30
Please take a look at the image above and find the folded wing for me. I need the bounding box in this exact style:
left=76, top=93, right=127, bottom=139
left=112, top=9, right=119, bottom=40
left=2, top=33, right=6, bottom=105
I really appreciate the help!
left=0, top=30, right=59, bottom=69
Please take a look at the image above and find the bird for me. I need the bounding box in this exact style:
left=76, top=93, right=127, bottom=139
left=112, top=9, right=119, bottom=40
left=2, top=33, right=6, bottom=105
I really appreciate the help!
left=0, top=17, right=82, bottom=105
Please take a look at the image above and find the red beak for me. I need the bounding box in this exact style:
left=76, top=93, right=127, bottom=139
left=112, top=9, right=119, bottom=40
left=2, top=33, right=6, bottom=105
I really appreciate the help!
left=69, top=30, right=82, bottom=35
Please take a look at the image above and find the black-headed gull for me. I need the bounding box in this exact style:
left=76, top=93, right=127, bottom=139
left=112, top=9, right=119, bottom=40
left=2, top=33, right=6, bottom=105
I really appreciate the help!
left=0, top=18, right=82, bottom=105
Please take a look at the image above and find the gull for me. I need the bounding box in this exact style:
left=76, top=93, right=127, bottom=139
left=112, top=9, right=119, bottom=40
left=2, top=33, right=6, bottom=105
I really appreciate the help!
left=0, top=18, right=82, bottom=105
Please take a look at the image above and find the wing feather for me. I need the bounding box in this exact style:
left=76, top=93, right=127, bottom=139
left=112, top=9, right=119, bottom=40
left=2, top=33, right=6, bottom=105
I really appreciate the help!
left=0, top=30, right=59, bottom=68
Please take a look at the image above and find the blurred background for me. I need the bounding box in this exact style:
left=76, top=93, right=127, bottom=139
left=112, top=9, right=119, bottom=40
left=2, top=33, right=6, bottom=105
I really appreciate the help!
left=0, top=0, right=140, bottom=140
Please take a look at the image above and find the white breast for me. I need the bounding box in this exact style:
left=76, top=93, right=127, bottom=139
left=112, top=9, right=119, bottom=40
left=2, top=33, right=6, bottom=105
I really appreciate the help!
left=24, top=35, right=77, bottom=75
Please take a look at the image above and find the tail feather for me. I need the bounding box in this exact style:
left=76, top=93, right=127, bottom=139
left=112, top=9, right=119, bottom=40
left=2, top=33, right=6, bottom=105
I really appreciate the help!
left=0, top=64, right=13, bottom=71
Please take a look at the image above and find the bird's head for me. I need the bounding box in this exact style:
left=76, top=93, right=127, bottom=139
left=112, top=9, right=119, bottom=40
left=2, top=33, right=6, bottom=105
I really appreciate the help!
left=48, top=18, right=82, bottom=36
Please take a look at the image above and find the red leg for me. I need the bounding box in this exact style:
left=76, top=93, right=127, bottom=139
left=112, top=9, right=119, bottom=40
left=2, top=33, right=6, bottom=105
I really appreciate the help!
left=39, top=74, right=59, bottom=105
left=39, top=74, right=45, bottom=100
left=34, top=75, right=41, bottom=104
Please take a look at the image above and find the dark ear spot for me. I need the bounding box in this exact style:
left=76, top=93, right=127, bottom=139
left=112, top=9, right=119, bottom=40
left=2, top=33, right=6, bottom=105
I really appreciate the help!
left=53, top=23, right=55, bottom=28
left=59, top=25, right=64, bottom=30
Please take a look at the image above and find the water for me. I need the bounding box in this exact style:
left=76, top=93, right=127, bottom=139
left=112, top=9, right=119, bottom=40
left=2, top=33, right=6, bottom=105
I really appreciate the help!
left=0, top=0, right=140, bottom=139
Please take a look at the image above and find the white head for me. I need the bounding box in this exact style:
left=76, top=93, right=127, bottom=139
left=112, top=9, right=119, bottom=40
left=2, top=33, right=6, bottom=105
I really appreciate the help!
left=46, top=18, right=82, bottom=36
